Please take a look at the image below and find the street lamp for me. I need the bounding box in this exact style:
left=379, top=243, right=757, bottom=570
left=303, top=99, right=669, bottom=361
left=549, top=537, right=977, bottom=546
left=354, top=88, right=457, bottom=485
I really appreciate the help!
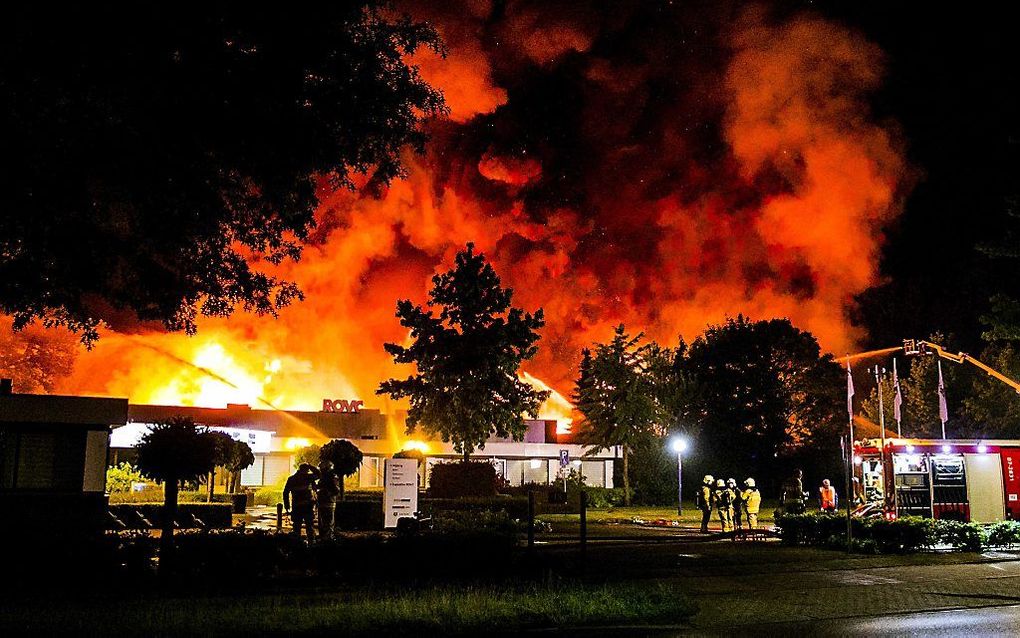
left=670, top=436, right=689, bottom=517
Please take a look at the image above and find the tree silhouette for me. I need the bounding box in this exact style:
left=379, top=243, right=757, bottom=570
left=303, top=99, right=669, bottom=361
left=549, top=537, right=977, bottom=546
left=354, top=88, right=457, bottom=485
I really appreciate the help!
left=135, top=417, right=217, bottom=559
left=573, top=325, right=663, bottom=505
left=378, top=244, right=549, bottom=461
left=320, top=439, right=363, bottom=501
left=1, top=3, right=445, bottom=343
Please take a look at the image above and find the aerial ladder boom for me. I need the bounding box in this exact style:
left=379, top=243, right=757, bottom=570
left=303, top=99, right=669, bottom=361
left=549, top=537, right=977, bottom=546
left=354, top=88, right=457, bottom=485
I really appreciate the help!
left=902, top=339, right=1020, bottom=394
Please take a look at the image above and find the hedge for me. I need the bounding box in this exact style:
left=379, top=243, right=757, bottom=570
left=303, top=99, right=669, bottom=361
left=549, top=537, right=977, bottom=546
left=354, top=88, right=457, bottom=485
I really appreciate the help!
left=429, top=462, right=502, bottom=498
left=108, top=503, right=233, bottom=529
left=774, top=512, right=1020, bottom=553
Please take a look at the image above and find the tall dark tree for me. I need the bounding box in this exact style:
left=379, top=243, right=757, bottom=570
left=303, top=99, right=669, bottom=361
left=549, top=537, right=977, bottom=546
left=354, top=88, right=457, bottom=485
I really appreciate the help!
left=378, top=244, right=549, bottom=461
left=684, top=316, right=844, bottom=485
left=574, top=325, right=665, bottom=505
left=135, top=417, right=217, bottom=560
left=320, top=439, right=364, bottom=502
left=1, top=4, right=445, bottom=343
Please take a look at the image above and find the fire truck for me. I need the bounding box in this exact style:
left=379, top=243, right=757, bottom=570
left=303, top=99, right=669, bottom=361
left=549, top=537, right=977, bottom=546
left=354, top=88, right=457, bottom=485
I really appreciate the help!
left=851, top=339, right=1020, bottom=523
left=854, top=437, right=1020, bottom=522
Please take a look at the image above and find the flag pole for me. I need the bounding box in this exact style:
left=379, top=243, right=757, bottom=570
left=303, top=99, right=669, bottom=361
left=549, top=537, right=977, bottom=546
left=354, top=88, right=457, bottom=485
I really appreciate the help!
left=846, top=355, right=854, bottom=553
left=938, top=359, right=948, bottom=440
left=893, top=358, right=902, bottom=437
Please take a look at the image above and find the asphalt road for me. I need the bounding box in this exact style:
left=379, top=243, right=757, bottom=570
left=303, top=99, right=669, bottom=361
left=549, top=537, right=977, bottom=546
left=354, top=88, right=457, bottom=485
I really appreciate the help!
left=686, top=604, right=1020, bottom=637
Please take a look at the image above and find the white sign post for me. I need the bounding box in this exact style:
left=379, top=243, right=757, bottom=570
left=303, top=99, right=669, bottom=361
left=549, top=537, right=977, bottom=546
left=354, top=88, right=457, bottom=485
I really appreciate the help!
left=384, top=458, right=419, bottom=529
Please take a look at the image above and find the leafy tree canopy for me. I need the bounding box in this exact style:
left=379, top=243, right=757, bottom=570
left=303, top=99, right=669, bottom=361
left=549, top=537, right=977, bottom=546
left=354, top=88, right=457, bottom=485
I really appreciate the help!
left=135, top=417, right=218, bottom=485
left=377, top=243, right=549, bottom=460
left=1, top=3, right=445, bottom=343
left=574, top=325, right=669, bottom=504
left=683, top=316, right=843, bottom=479
left=320, top=439, right=364, bottom=478
left=0, top=317, right=77, bottom=393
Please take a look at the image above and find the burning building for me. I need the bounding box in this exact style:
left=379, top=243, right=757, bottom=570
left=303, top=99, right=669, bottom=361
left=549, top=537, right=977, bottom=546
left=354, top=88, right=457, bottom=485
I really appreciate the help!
left=110, top=401, right=615, bottom=489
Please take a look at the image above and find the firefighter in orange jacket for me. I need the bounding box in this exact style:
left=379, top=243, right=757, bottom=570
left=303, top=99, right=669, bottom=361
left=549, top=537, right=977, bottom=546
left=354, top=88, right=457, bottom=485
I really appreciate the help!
left=819, top=478, right=838, bottom=512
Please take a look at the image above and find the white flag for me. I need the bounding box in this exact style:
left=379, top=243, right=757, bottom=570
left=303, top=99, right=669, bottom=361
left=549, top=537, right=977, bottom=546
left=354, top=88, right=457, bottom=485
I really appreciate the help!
left=846, top=358, right=854, bottom=420
left=937, top=359, right=949, bottom=425
left=893, top=358, right=903, bottom=425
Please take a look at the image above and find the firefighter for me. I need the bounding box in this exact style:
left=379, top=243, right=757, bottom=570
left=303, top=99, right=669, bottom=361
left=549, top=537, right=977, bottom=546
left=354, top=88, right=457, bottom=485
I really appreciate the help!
left=696, top=475, right=715, bottom=533
left=283, top=463, right=320, bottom=541
left=714, top=478, right=735, bottom=532
left=780, top=469, right=806, bottom=514
left=728, top=478, right=743, bottom=530
left=316, top=459, right=341, bottom=539
left=742, top=478, right=761, bottom=529
left=819, top=478, right=838, bottom=512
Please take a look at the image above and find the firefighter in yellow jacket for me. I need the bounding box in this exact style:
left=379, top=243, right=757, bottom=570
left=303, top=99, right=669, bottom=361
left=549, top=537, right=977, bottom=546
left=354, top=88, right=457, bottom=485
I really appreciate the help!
left=696, top=475, right=715, bottom=533
left=741, top=478, right=762, bottom=530
left=714, top=479, right=735, bottom=532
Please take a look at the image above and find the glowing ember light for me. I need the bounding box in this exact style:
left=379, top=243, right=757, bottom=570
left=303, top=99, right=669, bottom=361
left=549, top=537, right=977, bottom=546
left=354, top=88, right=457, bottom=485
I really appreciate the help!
left=400, top=440, right=430, bottom=454
left=853, top=455, right=863, bottom=465
left=905, top=444, right=915, bottom=453
left=978, top=443, right=988, bottom=454
left=521, top=372, right=574, bottom=434
left=941, top=444, right=951, bottom=453
left=285, top=437, right=312, bottom=450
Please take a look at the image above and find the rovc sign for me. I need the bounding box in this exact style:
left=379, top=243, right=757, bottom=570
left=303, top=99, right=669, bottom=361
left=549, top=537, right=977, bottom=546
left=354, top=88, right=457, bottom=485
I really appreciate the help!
left=322, top=399, right=364, bottom=414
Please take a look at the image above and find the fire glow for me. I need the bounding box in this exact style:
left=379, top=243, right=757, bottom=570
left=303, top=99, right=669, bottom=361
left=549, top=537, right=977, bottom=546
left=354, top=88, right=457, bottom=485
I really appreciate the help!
left=49, top=4, right=906, bottom=418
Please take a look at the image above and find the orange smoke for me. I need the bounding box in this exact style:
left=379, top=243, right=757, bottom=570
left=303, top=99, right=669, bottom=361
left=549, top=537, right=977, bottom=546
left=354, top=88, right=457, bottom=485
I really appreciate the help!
left=51, top=5, right=907, bottom=413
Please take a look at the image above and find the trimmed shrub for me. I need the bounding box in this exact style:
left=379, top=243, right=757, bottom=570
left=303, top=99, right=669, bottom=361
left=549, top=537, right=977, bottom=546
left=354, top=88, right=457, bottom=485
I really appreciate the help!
left=986, top=520, right=1020, bottom=548
left=869, top=517, right=934, bottom=553
left=429, top=461, right=501, bottom=498
left=933, top=520, right=986, bottom=552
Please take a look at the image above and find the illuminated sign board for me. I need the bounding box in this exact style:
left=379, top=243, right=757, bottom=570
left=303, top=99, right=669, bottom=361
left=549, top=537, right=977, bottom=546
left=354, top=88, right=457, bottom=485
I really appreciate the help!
left=111, top=422, right=272, bottom=454
left=321, top=399, right=363, bottom=414
left=383, top=458, right=418, bottom=528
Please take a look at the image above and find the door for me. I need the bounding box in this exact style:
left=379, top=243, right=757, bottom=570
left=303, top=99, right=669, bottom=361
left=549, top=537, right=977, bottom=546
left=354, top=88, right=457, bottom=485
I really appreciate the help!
left=964, top=453, right=1005, bottom=522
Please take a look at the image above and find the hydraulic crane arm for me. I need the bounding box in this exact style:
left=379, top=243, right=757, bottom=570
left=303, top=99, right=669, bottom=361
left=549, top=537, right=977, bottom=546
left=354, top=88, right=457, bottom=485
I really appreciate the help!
left=903, top=339, right=1020, bottom=394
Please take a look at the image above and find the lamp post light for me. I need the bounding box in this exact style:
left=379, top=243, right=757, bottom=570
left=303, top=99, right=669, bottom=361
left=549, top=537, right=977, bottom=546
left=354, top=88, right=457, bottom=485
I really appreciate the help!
left=670, top=436, right=689, bottom=517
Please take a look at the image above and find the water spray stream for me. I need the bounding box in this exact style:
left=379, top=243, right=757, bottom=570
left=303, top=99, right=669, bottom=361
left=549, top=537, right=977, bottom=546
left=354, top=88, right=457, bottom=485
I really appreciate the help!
left=845, top=346, right=903, bottom=362
left=124, top=337, right=327, bottom=441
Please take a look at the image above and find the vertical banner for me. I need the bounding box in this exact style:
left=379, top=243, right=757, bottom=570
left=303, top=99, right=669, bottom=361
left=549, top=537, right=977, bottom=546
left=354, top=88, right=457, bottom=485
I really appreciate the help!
left=1000, top=449, right=1020, bottom=520
left=383, top=458, right=419, bottom=529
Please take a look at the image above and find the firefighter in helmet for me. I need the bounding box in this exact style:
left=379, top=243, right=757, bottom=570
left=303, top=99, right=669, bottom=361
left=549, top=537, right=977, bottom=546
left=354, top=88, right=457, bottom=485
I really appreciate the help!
left=742, top=478, right=762, bottom=529
left=696, top=475, right=715, bottom=533
left=714, top=478, right=735, bottom=532
left=728, top=478, right=743, bottom=530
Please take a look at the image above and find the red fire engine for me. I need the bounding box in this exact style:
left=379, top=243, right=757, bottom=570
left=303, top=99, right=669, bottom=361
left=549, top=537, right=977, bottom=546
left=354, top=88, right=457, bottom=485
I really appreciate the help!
left=854, top=437, right=1020, bottom=522
left=849, top=339, right=1020, bottom=523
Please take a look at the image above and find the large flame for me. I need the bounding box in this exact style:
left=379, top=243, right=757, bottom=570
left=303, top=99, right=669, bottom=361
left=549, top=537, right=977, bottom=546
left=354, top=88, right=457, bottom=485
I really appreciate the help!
left=44, top=4, right=907, bottom=418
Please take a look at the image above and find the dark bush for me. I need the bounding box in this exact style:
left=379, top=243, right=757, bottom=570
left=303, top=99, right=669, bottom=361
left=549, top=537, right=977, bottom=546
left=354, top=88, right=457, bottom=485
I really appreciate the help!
left=428, top=461, right=501, bottom=498
left=423, top=496, right=530, bottom=520
left=336, top=499, right=385, bottom=530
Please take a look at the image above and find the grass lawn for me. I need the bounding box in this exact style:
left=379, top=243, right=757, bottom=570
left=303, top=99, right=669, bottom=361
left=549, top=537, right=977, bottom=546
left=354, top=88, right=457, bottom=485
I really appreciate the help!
left=539, top=500, right=779, bottom=528
left=0, top=582, right=696, bottom=637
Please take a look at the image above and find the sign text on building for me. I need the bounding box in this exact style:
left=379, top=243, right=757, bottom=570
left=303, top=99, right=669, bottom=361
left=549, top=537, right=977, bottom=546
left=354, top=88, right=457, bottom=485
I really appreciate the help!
left=321, top=399, right=364, bottom=414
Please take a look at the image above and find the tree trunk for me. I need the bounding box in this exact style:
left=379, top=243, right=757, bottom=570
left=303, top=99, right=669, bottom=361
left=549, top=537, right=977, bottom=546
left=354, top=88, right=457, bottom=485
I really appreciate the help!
left=622, top=445, right=631, bottom=506
left=207, top=469, right=214, bottom=502
left=160, top=476, right=179, bottom=573
left=339, top=475, right=345, bottom=503
left=462, top=447, right=470, bottom=463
